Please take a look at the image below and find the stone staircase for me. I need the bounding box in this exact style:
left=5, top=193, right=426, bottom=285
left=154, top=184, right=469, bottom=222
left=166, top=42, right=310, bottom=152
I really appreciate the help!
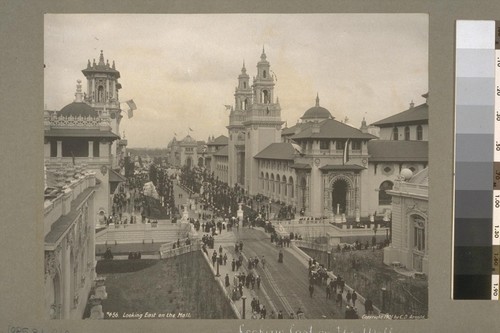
left=96, top=223, right=190, bottom=245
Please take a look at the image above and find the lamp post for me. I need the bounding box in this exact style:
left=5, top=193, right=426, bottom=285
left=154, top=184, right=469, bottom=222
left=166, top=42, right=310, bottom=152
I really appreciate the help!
left=381, top=287, right=387, bottom=313
left=241, top=296, right=247, bottom=319
left=216, top=256, right=220, bottom=277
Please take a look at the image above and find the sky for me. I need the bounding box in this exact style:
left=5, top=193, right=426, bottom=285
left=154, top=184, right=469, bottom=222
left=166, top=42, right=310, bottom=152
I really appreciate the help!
left=44, top=14, right=428, bottom=148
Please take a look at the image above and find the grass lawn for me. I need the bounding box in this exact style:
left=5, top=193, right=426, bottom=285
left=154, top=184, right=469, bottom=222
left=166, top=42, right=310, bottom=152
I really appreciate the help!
left=97, top=251, right=236, bottom=319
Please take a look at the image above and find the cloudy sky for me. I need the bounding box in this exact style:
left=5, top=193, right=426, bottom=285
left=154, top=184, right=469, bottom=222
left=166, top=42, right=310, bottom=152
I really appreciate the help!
left=44, top=14, right=428, bottom=148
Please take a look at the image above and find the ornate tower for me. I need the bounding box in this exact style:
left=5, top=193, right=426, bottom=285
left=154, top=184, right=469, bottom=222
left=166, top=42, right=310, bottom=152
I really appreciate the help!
left=227, top=62, right=251, bottom=186
left=243, top=48, right=283, bottom=194
left=81, top=50, right=123, bottom=169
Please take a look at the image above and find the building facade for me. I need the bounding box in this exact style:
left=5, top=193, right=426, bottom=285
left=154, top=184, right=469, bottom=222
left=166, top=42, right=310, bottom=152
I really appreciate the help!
left=222, top=50, right=429, bottom=220
left=44, top=51, right=127, bottom=319
left=383, top=168, right=429, bottom=274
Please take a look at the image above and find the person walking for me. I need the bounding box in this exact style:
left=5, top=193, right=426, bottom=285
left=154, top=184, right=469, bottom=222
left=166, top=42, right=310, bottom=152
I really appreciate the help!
left=260, top=305, right=267, bottom=319
left=277, top=310, right=284, bottom=319
left=352, top=290, right=358, bottom=307
left=261, top=256, right=266, bottom=269
left=326, top=285, right=331, bottom=300
left=309, top=284, right=314, bottom=298
left=231, top=258, right=236, bottom=271
left=225, top=274, right=230, bottom=287
left=346, top=290, right=352, bottom=306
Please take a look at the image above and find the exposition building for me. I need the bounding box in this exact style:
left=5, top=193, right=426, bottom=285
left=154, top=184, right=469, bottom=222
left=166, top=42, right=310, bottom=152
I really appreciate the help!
left=43, top=51, right=127, bottom=319
left=169, top=49, right=428, bottom=220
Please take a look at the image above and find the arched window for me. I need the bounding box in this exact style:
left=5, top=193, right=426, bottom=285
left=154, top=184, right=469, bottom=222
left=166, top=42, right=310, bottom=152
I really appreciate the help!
left=262, top=90, right=269, bottom=104
left=276, top=174, right=281, bottom=194
left=283, top=175, right=287, bottom=196
left=243, top=82, right=247, bottom=88
left=417, top=125, right=423, bottom=141
left=379, top=181, right=394, bottom=205
left=289, top=176, right=294, bottom=198
left=393, top=127, right=399, bottom=141
left=271, top=174, right=275, bottom=192
left=413, top=215, right=425, bottom=252
left=404, top=126, right=410, bottom=141
left=265, top=173, right=269, bottom=191
left=263, top=70, right=267, bottom=78
left=97, top=85, right=104, bottom=103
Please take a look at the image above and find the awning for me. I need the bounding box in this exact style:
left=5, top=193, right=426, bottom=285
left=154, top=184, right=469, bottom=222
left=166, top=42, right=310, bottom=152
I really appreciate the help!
left=290, top=163, right=312, bottom=170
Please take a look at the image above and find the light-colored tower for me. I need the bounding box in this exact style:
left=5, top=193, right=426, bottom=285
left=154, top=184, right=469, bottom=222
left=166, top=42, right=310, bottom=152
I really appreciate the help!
left=82, top=50, right=123, bottom=169
left=243, top=48, right=283, bottom=194
left=227, top=62, right=252, bottom=186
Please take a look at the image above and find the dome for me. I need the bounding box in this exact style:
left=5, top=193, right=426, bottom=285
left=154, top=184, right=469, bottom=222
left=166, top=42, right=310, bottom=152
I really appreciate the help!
left=59, top=102, right=98, bottom=117
left=301, top=106, right=332, bottom=120
left=300, top=94, right=333, bottom=120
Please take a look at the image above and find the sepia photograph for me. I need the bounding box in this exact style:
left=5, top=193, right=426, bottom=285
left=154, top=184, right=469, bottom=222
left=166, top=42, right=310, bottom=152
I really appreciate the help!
left=42, top=13, right=428, bottom=320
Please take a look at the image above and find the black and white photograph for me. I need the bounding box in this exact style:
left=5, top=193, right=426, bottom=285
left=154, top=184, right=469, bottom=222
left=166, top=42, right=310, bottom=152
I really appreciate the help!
left=42, top=14, right=428, bottom=320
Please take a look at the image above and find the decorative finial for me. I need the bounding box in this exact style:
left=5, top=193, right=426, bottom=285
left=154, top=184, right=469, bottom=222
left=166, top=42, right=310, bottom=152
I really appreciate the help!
left=410, top=100, right=415, bottom=108
left=92, top=58, right=96, bottom=67
left=261, top=45, right=267, bottom=60
left=87, top=60, right=91, bottom=69
left=315, top=93, right=320, bottom=107
left=242, top=60, right=246, bottom=73
left=106, top=59, right=110, bottom=67
left=75, top=80, right=83, bottom=102
left=98, top=50, right=105, bottom=66
left=112, top=60, right=116, bottom=69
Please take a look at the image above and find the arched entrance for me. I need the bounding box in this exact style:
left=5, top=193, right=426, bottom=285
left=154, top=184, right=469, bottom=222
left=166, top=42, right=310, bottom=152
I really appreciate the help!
left=332, top=179, right=348, bottom=214
left=186, top=157, right=192, bottom=168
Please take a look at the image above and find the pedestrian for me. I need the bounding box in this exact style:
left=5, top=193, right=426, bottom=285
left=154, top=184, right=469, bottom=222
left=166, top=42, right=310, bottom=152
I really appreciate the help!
left=309, top=284, right=314, bottom=298
left=277, top=310, right=284, bottom=319
left=326, top=285, right=331, bottom=299
left=219, top=245, right=223, bottom=254
left=261, top=256, right=266, bottom=269
left=346, top=290, right=352, bottom=306
left=256, top=275, right=261, bottom=289
left=336, top=290, right=343, bottom=307
left=269, top=310, right=276, bottom=319
left=225, top=274, right=230, bottom=287
left=352, top=290, right=357, bottom=307
left=296, top=307, right=304, bottom=319
left=223, top=253, right=228, bottom=265
left=260, top=305, right=267, bottom=319
left=364, top=297, right=374, bottom=315
left=231, top=258, right=236, bottom=271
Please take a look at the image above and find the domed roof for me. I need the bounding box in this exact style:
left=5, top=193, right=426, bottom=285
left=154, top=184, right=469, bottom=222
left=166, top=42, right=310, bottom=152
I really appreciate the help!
left=301, top=95, right=333, bottom=120
left=59, top=102, right=98, bottom=117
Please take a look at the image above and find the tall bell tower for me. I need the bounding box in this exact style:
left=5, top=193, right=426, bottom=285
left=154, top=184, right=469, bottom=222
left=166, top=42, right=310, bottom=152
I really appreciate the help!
left=82, top=50, right=123, bottom=168
left=227, top=62, right=252, bottom=187
left=243, top=47, right=283, bottom=194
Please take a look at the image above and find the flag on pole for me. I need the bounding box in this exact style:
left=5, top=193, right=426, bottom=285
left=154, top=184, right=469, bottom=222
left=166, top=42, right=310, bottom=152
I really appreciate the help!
left=127, top=109, right=134, bottom=119
left=343, top=139, right=350, bottom=165
left=126, top=99, right=137, bottom=110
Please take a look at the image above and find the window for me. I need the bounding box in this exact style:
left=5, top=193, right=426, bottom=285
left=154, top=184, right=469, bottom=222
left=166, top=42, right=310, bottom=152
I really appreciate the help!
left=263, top=70, right=267, bottom=78
left=336, top=141, right=344, bottom=150
left=351, top=140, right=361, bottom=151
left=378, top=181, right=394, bottom=205
left=393, top=127, right=399, bottom=141
left=243, top=82, right=247, bottom=89
left=417, top=125, right=423, bottom=141
left=320, top=140, right=329, bottom=150
left=404, top=126, right=410, bottom=141
left=413, top=217, right=425, bottom=252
